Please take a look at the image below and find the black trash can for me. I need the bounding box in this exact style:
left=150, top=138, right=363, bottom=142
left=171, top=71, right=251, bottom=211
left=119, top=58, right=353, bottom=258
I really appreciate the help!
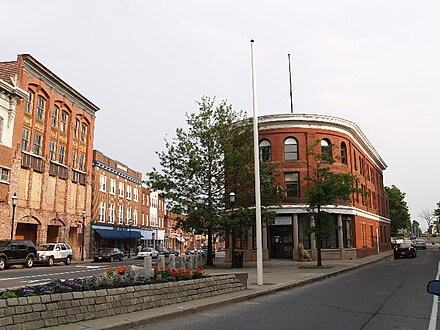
left=231, top=251, right=243, bottom=268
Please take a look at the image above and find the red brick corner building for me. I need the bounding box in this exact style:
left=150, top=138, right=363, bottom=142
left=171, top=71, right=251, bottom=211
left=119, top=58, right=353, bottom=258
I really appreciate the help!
left=228, top=113, right=390, bottom=261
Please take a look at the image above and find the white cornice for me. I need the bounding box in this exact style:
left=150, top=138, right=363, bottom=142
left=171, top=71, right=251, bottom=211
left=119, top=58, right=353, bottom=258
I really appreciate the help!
left=258, top=113, right=387, bottom=170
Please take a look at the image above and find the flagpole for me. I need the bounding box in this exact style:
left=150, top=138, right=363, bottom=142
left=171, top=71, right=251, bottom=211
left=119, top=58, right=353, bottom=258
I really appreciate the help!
left=250, top=39, right=264, bottom=286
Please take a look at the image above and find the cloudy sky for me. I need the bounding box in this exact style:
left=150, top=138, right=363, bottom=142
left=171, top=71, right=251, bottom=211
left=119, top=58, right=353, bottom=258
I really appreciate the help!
left=2, top=1, right=439, bottom=229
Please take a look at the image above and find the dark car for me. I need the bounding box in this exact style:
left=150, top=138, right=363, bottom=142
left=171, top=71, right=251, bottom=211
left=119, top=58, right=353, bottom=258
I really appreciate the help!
left=394, top=242, right=417, bottom=259
left=157, top=248, right=170, bottom=258
left=185, top=247, right=197, bottom=255
left=93, top=248, right=124, bottom=262
left=414, top=239, right=427, bottom=250
left=0, top=239, right=37, bottom=270
left=200, top=245, right=215, bottom=258
left=168, top=249, right=179, bottom=256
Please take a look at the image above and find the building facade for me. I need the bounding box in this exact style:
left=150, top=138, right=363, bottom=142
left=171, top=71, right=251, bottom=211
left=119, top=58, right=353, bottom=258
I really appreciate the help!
left=0, top=54, right=99, bottom=260
left=226, top=113, right=391, bottom=261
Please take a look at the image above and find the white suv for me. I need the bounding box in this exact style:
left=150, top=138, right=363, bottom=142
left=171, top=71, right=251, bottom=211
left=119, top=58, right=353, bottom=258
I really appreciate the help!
left=36, top=243, right=73, bottom=266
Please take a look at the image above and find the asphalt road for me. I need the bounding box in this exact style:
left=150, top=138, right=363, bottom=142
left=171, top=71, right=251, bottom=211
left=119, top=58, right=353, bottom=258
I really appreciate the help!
left=139, top=248, right=440, bottom=330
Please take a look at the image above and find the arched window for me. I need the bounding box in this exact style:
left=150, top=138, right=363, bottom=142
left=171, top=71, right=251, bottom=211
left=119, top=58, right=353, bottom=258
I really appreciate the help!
left=321, top=138, right=332, bottom=160
left=340, top=142, right=347, bottom=164
left=284, top=137, right=298, bottom=160
left=36, top=95, right=46, bottom=121
left=51, top=106, right=59, bottom=128
left=61, top=111, right=69, bottom=133
left=259, top=139, right=271, bottom=162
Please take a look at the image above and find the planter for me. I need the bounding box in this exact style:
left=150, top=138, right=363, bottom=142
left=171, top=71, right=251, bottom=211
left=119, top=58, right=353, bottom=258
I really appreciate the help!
left=0, top=274, right=245, bottom=329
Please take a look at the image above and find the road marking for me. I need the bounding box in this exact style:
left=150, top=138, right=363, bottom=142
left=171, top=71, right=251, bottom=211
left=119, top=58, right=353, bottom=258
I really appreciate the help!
left=20, top=279, right=51, bottom=284
left=0, top=267, right=107, bottom=282
left=428, top=259, right=440, bottom=330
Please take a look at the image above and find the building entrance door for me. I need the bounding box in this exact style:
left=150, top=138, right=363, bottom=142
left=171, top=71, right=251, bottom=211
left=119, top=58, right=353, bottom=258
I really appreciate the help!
left=269, top=225, right=293, bottom=259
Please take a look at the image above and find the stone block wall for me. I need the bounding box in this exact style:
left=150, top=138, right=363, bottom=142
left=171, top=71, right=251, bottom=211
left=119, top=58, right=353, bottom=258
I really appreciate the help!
left=0, top=274, right=245, bottom=330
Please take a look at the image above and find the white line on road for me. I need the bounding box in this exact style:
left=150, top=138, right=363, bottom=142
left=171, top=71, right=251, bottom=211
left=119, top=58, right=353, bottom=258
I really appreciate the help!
left=428, top=259, right=440, bottom=330
left=0, top=267, right=107, bottom=282
left=20, top=279, right=51, bottom=284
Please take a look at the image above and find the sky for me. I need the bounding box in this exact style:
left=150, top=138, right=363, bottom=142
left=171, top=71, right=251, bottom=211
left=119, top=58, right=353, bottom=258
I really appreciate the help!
left=2, top=1, right=439, bottom=230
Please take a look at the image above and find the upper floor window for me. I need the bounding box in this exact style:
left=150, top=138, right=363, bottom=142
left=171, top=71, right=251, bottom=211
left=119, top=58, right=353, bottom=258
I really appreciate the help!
left=36, top=95, right=46, bottom=121
left=119, top=182, right=124, bottom=197
left=74, top=119, right=80, bottom=139
left=259, top=139, right=271, bottom=162
left=49, top=140, right=56, bottom=161
left=0, top=167, right=10, bottom=183
left=51, top=106, right=59, bottom=128
left=100, top=174, right=107, bottom=192
left=25, top=91, right=34, bottom=114
left=80, top=123, right=87, bottom=143
left=78, top=153, right=85, bottom=171
left=134, top=187, right=139, bottom=202
left=99, top=202, right=106, bottom=222
left=22, top=128, right=30, bottom=151
left=110, top=178, right=116, bottom=195
left=285, top=172, right=300, bottom=198
left=33, top=133, right=42, bottom=156
left=321, top=138, right=332, bottom=161
left=126, top=207, right=132, bottom=224
left=284, top=138, right=298, bottom=161
left=354, top=150, right=357, bottom=170
left=118, top=205, right=124, bottom=224
left=72, top=150, right=77, bottom=168
left=108, top=203, right=115, bottom=224
left=58, top=145, right=66, bottom=164
left=340, top=142, right=347, bottom=164
left=133, top=208, right=138, bottom=226
left=126, top=185, right=132, bottom=200
left=0, top=116, right=3, bottom=144
left=60, top=111, right=68, bottom=133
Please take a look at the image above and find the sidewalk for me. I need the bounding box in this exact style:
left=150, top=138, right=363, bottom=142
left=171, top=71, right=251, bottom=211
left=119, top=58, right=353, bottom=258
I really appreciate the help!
left=49, top=250, right=393, bottom=330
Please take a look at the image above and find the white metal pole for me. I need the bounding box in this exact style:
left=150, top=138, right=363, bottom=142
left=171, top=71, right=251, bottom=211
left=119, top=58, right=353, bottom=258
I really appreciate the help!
left=251, top=39, right=264, bottom=286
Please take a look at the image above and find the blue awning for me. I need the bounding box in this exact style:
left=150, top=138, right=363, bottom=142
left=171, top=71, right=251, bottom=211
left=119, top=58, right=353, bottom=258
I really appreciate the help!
left=94, top=229, right=124, bottom=240
left=119, top=231, right=142, bottom=239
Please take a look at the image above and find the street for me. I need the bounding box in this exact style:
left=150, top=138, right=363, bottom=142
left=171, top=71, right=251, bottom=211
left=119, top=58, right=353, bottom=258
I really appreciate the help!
left=137, top=247, right=440, bottom=330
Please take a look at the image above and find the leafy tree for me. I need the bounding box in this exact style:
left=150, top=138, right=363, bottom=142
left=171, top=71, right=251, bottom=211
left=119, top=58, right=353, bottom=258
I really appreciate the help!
left=147, top=96, right=281, bottom=266
left=305, top=140, right=360, bottom=267
left=385, top=185, right=411, bottom=236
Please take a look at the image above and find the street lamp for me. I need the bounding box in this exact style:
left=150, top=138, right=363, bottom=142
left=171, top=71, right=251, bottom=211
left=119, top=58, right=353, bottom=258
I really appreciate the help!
left=128, top=219, right=132, bottom=258
left=229, top=191, right=237, bottom=268
left=10, top=193, right=18, bottom=240
left=81, top=210, right=86, bottom=261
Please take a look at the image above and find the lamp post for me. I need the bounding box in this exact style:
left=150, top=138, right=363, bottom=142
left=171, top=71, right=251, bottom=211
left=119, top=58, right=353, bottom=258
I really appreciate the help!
left=10, top=193, right=18, bottom=241
left=128, top=219, right=132, bottom=258
left=81, top=210, right=86, bottom=261
left=229, top=192, right=236, bottom=268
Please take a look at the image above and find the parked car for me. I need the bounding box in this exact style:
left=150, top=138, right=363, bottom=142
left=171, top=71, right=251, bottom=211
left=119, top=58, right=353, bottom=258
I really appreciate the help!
left=185, top=247, right=197, bottom=255
left=168, top=249, right=179, bottom=256
left=414, top=238, right=427, bottom=250
left=0, top=239, right=37, bottom=270
left=394, top=242, right=417, bottom=259
left=137, top=247, right=158, bottom=259
left=157, top=248, right=170, bottom=258
left=217, top=246, right=224, bottom=252
left=36, top=243, right=73, bottom=266
left=200, top=245, right=215, bottom=258
left=93, top=248, right=124, bottom=262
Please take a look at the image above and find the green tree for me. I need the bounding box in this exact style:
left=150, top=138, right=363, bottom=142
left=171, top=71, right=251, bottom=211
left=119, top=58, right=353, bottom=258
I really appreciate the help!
left=147, top=96, right=281, bottom=266
left=385, top=185, right=411, bottom=236
left=305, top=140, right=360, bottom=267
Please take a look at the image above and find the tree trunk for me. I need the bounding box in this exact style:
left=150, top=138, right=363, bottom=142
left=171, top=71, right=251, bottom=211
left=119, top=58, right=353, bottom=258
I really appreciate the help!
left=206, top=227, right=214, bottom=266
left=231, top=230, right=236, bottom=268
left=316, top=208, right=322, bottom=267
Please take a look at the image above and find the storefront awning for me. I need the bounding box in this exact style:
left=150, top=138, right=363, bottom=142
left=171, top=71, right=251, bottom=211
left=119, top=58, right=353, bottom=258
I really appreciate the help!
left=119, top=231, right=142, bottom=239
left=94, top=229, right=124, bottom=240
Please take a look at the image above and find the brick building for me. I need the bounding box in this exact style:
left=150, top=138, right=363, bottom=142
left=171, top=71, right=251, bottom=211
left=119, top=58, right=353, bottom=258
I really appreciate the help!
left=227, top=113, right=390, bottom=261
left=0, top=54, right=99, bottom=260
left=91, top=151, right=166, bottom=256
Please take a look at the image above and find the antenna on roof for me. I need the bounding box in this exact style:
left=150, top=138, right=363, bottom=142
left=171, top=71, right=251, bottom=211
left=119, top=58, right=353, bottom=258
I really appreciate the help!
left=288, top=53, right=294, bottom=113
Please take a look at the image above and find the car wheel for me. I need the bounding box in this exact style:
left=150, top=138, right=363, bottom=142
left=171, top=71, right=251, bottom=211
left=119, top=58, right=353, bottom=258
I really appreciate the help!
left=65, top=256, right=72, bottom=265
left=25, top=256, right=34, bottom=268
left=47, top=257, right=54, bottom=267
left=0, top=258, right=5, bottom=271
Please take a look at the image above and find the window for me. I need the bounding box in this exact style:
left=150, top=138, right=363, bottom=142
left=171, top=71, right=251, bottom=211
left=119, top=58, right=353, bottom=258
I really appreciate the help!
left=58, top=145, right=66, bottom=164
left=36, top=95, right=46, bottom=121
left=118, top=205, right=124, bottom=224
left=142, top=213, right=145, bottom=226
left=126, top=207, right=132, bottom=224
left=110, top=178, right=116, bottom=195
left=340, top=142, right=347, bottom=164
left=146, top=195, right=149, bottom=206
left=109, top=203, right=115, bottom=224
left=100, top=174, right=107, bottom=192
left=49, top=140, right=56, bottom=161
left=0, top=116, right=3, bottom=143
left=0, top=167, right=10, bottom=183
left=51, top=106, right=59, bottom=128
left=142, top=193, right=145, bottom=205
left=99, top=202, right=106, bottom=222
left=126, top=185, right=132, bottom=200
left=60, top=111, right=68, bottom=133
left=133, top=208, right=138, bottom=226
left=74, top=119, right=80, bottom=139
left=72, top=150, right=77, bottom=168
left=284, top=138, right=298, bottom=160
left=119, top=182, right=124, bottom=197
left=354, top=151, right=357, bottom=170
left=259, top=140, right=271, bottom=162
left=33, top=133, right=42, bottom=156
left=78, top=154, right=85, bottom=171
left=285, top=172, right=300, bottom=198
left=80, top=123, right=87, bottom=143
left=25, top=91, right=34, bottom=114
left=133, top=187, right=138, bottom=202
left=22, top=128, right=30, bottom=151
left=321, top=139, right=332, bottom=161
